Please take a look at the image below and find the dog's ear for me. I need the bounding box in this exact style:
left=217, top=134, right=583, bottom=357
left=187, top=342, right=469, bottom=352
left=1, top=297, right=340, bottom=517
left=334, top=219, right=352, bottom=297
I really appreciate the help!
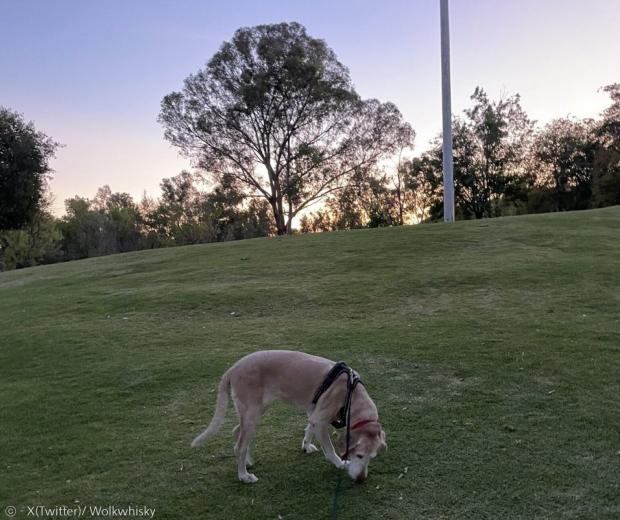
left=359, top=422, right=387, bottom=450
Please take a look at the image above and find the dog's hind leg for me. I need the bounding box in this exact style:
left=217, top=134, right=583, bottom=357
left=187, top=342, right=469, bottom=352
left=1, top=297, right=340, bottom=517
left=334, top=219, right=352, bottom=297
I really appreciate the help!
left=234, top=413, right=259, bottom=483
left=301, top=423, right=318, bottom=454
left=232, top=390, right=261, bottom=484
left=233, top=424, right=254, bottom=467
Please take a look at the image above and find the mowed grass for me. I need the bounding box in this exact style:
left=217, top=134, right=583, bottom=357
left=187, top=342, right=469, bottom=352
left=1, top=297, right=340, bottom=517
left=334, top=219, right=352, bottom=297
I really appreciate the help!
left=1, top=207, right=619, bottom=520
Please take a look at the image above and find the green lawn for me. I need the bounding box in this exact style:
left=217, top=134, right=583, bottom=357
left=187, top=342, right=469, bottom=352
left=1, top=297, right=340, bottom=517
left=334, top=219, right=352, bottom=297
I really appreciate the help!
left=1, top=207, right=619, bottom=519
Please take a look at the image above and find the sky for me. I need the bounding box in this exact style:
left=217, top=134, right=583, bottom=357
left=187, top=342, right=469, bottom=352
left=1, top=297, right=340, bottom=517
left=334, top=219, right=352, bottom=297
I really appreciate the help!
left=1, top=0, right=619, bottom=215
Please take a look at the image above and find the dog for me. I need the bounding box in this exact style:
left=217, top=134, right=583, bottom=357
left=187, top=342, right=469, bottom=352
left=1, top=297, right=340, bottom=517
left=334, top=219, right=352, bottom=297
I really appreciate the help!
left=191, top=350, right=386, bottom=483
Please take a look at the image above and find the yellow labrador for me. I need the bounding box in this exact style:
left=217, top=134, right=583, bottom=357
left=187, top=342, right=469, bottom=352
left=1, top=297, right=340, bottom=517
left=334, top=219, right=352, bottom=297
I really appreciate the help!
left=191, top=350, right=386, bottom=483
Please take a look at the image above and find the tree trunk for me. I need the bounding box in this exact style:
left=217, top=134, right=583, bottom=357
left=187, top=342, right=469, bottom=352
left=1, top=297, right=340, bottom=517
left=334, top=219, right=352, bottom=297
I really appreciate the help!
left=270, top=200, right=287, bottom=235
left=286, top=197, right=293, bottom=234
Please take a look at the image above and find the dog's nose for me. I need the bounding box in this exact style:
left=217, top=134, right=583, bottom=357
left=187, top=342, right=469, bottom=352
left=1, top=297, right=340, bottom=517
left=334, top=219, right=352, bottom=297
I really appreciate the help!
left=354, top=473, right=367, bottom=484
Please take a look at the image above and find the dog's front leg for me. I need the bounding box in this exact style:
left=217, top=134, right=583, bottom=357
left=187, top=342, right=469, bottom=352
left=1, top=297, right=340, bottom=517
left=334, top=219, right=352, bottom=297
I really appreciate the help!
left=302, top=423, right=319, bottom=454
left=313, top=423, right=348, bottom=469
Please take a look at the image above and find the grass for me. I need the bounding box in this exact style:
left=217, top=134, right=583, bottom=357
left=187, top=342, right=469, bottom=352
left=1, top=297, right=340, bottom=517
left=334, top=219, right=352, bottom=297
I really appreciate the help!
left=1, top=207, right=619, bottom=519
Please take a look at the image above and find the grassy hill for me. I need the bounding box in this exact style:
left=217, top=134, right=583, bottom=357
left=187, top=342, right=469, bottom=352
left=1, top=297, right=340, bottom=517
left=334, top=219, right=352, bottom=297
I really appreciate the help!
left=1, top=207, right=619, bottom=519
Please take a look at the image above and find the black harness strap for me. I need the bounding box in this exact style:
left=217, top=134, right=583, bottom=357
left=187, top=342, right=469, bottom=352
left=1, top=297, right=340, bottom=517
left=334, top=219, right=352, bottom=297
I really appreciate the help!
left=312, top=362, right=363, bottom=433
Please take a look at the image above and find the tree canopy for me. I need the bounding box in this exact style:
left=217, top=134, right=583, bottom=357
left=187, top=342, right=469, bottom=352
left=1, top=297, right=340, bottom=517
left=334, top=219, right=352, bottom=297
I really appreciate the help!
left=532, top=118, right=597, bottom=211
left=0, top=107, right=58, bottom=230
left=406, top=88, right=533, bottom=220
left=159, top=22, right=413, bottom=234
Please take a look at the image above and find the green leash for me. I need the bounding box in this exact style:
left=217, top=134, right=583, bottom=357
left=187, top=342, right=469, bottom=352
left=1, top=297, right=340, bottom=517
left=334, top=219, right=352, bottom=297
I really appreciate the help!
left=331, top=369, right=357, bottom=519
left=331, top=472, right=344, bottom=520
left=320, top=366, right=360, bottom=519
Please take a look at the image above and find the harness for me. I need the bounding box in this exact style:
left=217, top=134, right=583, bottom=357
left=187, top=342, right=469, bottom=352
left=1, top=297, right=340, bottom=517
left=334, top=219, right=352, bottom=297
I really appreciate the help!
left=312, top=361, right=365, bottom=453
left=312, top=362, right=362, bottom=430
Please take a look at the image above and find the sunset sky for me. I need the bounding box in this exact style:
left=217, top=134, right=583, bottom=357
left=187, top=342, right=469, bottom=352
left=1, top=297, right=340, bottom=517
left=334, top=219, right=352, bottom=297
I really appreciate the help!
left=2, top=0, right=619, bottom=215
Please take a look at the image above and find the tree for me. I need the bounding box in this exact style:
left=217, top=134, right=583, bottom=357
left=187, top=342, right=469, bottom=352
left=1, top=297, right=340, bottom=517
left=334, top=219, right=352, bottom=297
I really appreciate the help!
left=0, top=107, right=58, bottom=230
left=598, top=84, right=620, bottom=153
left=387, top=139, right=416, bottom=225
left=591, top=148, right=620, bottom=208
left=531, top=118, right=597, bottom=211
left=591, top=84, right=620, bottom=207
left=405, top=151, right=445, bottom=222
left=159, top=22, right=413, bottom=235
left=148, top=171, right=206, bottom=244
left=59, top=197, right=104, bottom=259
left=59, top=188, right=143, bottom=260
left=0, top=211, right=61, bottom=270
left=140, top=171, right=275, bottom=245
left=452, top=89, right=533, bottom=218
left=96, top=188, right=143, bottom=252
left=298, top=166, right=402, bottom=232
left=392, top=161, right=410, bottom=226
left=299, top=209, right=334, bottom=233
left=408, top=88, right=533, bottom=220
left=327, top=170, right=399, bottom=229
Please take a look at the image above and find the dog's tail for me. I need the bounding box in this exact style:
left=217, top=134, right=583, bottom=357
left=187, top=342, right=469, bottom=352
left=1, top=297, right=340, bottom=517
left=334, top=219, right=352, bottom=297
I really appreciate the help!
left=191, top=370, right=232, bottom=448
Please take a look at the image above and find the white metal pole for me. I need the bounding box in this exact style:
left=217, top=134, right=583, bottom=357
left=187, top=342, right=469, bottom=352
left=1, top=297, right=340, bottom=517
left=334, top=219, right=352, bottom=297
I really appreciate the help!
left=440, top=0, right=455, bottom=222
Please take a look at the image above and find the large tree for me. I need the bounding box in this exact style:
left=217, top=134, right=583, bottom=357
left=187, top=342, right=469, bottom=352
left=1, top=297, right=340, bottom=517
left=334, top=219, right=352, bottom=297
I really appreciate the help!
left=159, top=22, right=413, bottom=235
left=0, top=108, right=58, bottom=230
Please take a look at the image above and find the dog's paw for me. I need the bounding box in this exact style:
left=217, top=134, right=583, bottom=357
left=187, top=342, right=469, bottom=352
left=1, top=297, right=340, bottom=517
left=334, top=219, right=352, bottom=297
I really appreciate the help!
left=303, top=443, right=318, bottom=454
left=239, top=473, right=258, bottom=484
left=335, top=459, right=349, bottom=470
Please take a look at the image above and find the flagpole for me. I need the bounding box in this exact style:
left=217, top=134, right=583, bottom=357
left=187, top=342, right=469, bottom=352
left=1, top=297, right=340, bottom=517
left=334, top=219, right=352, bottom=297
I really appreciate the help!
left=440, top=0, right=455, bottom=222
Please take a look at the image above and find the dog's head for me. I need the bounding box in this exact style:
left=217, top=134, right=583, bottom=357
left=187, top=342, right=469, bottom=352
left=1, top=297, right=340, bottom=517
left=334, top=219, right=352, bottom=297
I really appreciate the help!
left=339, top=421, right=387, bottom=483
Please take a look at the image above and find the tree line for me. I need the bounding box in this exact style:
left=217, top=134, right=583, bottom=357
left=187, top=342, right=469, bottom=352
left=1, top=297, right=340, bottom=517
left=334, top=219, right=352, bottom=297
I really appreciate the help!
left=301, top=84, right=619, bottom=231
left=0, top=166, right=277, bottom=270
left=1, top=22, right=619, bottom=270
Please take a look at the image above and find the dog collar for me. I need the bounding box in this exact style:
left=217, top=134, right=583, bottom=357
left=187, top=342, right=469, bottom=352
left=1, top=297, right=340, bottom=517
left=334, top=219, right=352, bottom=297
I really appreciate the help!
left=350, top=418, right=376, bottom=431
